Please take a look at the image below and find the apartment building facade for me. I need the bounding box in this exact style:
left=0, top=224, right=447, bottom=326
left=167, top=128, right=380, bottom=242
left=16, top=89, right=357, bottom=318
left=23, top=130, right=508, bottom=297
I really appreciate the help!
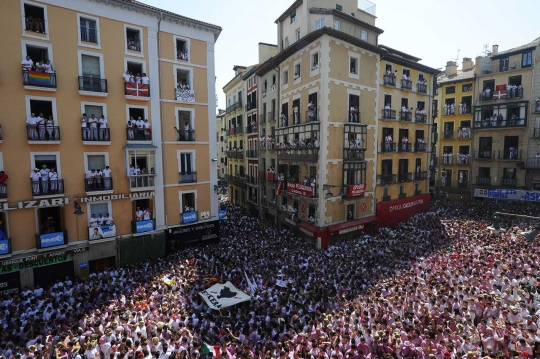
left=434, top=59, right=475, bottom=199
left=0, top=0, right=220, bottom=292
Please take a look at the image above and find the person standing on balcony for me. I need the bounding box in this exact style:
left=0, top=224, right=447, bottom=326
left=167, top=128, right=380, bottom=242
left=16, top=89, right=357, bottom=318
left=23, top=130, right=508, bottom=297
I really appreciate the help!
left=385, top=133, right=392, bottom=152
left=49, top=168, right=58, bottom=193
left=136, top=117, right=145, bottom=139
left=88, top=114, right=98, bottom=140
left=401, top=136, right=408, bottom=151
left=122, top=71, right=131, bottom=83
left=30, top=168, right=40, bottom=195
left=40, top=165, right=50, bottom=194
left=450, top=103, right=455, bottom=115
left=103, top=166, right=112, bottom=190
left=46, top=116, right=54, bottom=140
left=99, top=115, right=108, bottom=141
left=307, top=101, right=315, bottom=122
left=127, top=116, right=135, bottom=140
left=384, top=103, right=391, bottom=119
left=36, top=113, right=46, bottom=140
left=293, top=104, right=299, bottom=124
left=136, top=207, right=143, bottom=221
left=141, top=73, right=149, bottom=85
left=22, top=56, right=33, bottom=71
left=183, top=121, right=190, bottom=141
left=509, top=146, right=516, bottom=159
left=81, top=113, right=89, bottom=141
left=27, top=113, right=38, bottom=140
left=144, top=119, right=151, bottom=140
left=443, top=103, right=448, bottom=116
left=86, top=169, right=96, bottom=190
left=281, top=112, right=287, bottom=127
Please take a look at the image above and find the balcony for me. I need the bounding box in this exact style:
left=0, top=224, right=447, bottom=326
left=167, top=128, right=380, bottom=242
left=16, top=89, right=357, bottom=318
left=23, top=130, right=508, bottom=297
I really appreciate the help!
left=414, top=171, right=427, bottom=181
left=414, top=143, right=427, bottom=152
left=437, top=179, right=470, bottom=189
left=246, top=150, right=258, bottom=159
left=526, top=158, right=540, bottom=168
left=85, top=177, right=113, bottom=193
left=175, top=88, right=195, bottom=103
left=416, top=83, right=427, bottom=93
left=398, top=173, right=412, bottom=183
left=126, top=128, right=151, bottom=142
left=0, top=184, right=7, bottom=200
left=305, top=109, right=319, bottom=122
left=127, top=175, right=155, bottom=191
left=415, top=189, right=422, bottom=196
left=247, top=124, right=258, bottom=134
left=480, top=93, right=493, bottom=102
left=176, top=128, right=195, bottom=141
left=226, top=150, right=244, bottom=160
left=499, top=149, right=521, bottom=160
left=343, top=148, right=366, bottom=161
left=481, top=61, right=526, bottom=75
left=227, top=126, right=244, bottom=136
left=27, top=125, right=60, bottom=143
left=474, top=150, right=495, bottom=160
left=379, top=142, right=396, bottom=153
left=398, top=192, right=407, bottom=199
left=289, top=113, right=302, bottom=125
left=401, top=79, right=412, bottom=90
left=131, top=219, right=155, bottom=233
left=225, top=174, right=247, bottom=189
left=440, top=155, right=454, bottom=165
left=245, top=103, right=255, bottom=112
left=179, top=172, right=197, bottom=183
left=383, top=75, right=396, bottom=86
left=381, top=109, right=396, bottom=120
left=443, top=131, right=454, bottom=140
left=382, top=195, right=392, bottom=202
left=247, top=176, right=258, bottom=185
left=268, top=111, right=276, bottom=122
left=276, top=147, right=319, bottom=162
left=31, top=179, right=64, bottom=197
left=22, top=70, right=57, bottom=90
left=82, top=127, right=110, bottom=143
left=476, top=177, right=491, bottom=186
left=180, top=211, right=198, bottom=224
left=124, top=82, right=150, bottom=100
left=78, top=76, right=108, bottom=96
left=443, top=107, right=456, bottom=116
left=36, top=231, right=67, bottom=249
left=473, top=116, right=527, bottom=129
left=501, top=178, right=517, bottom=187
left=415, top=113, right=427, bottom=123
left=456, top=154, right=470, bottom=165
left=377, top=174, right=396, bottom=185
left=397, top=143, right=412, bottom=153
left=399, top=111, right=412, bottom=122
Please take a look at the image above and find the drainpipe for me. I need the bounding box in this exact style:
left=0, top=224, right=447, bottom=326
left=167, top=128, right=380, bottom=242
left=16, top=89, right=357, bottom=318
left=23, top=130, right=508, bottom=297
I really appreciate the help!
left=157, top=12, right=168, bottom=227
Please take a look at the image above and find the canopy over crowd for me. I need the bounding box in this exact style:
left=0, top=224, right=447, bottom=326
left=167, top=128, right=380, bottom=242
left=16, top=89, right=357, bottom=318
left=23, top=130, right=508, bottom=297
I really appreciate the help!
left=1, top=200, right=540, bottom=359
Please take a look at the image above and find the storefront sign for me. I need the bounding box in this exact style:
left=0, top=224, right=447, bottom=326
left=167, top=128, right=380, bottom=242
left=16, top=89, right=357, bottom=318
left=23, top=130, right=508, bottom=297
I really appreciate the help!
left=88, top=225, right=116, bottom=240
left=182, top=211, right=198, bottom=224
left=474, top=188, right=540, bottom=201
left=135, top=220, right=154, bottom=233
left=219, top=209, right=228, bottom=220
left=285, top=218, right=297, bottom=226
left=166, top=220, right=220, bottom=251
left=0, top=192, right=155, bottom=211
left=0, top=253, right=72, bottom=274
left=0, top=271, right=21, bottom=295
left=347, top=184, right=366, bottom=197
left=299, top=227, right=314, bottom=237
left=286, top=182, right=314, bottom=198
left=339, top=224, right=364, bottom=235
left=376, top=193, right=431, bottom=227
left=40, top=231, right=65, bottom=248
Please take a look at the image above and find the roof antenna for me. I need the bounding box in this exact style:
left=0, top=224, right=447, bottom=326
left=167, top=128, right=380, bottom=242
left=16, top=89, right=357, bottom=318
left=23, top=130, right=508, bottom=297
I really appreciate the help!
left=454, top=49, right=461, bottom=63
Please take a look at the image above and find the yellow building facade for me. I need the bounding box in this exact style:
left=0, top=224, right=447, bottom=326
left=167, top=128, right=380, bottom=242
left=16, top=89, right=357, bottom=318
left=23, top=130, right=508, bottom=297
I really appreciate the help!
left=0, top=0, right=220, bottom=291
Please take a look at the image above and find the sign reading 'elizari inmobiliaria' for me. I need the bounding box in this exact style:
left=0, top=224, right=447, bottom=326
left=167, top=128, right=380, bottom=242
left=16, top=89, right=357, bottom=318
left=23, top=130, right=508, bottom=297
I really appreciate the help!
left=0, top=192, right=155, bottom=211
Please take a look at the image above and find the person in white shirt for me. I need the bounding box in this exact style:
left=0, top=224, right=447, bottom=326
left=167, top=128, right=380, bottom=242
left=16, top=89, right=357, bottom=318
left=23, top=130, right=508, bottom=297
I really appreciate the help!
left=104, top=213, right=114, bottom=226
left=136, top=117, right=144, bottom=139
left=144, top=119, right=151, bottom=140
left=43, top=60, right=54, bottom=74
left=183, top=121, right=190, bottom=141
left=30, top=168, right=41, bottom=195
left=127, top=116, right=135, bottom=140
left=122, top=71, right=131, bottom=83
left=103, top=166, right=112, bottom=190
left=128, top=165, right=136, bottom=176
left=99, top=115, right=108, bottom=140
left=143, top=208, right=151, bottom=220
left=141, top=73, right=150, bottom=85
left=46, top=116, right=54, bottom=140
left=88, top=114, right=98, bottom=140
left=96, top=214, right=105, bottom=227
left=81, top=113, right=89, bottom=141
left=36, top=113, right=46, bottom=140
left=22, top=56, right=34, bottom=71
left=40, top=165, right=50, bottom=193
left=86, top=169, right=96, bottom=190
left=49, top=168, right=58, bottom=193
left=136, top=207, right=144, bottom=221
left=27, top=113, right=38, bottom=140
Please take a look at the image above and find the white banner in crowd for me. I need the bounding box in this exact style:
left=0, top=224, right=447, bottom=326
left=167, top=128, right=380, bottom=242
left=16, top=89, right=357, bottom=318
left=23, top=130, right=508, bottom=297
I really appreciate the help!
left=199, top=281, right=251, bottom=310
left=276, top=279, right=289, bottom=288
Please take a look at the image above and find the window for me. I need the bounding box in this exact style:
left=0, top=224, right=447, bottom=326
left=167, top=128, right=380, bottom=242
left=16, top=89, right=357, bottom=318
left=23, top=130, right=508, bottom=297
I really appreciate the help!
left=290, top=11, right=296, bottom=23
left=336, top=4, right=343, bottom=11
left=296, top=29, right=301, bottom=41
left=126, top=149, right=155, bottom=176
left=479, top=137, right=493, bottom=158
left=176, top=109, right=195, bottom=141
left=272, top=74, right=276, bottom=85
left=79, top=17, right=98, bottom=43
left=499, top=57, right=509, bottom=72
left=78, top=52, right=106, bottom=93
left=284, top=37, right=289, bottom=48
left=522, top=52, right=532, bottom=68
left=179, top=152, right=196, bottom=183
left=180, top=192, right=197, bottom=214
left=294, top=64, right=301, bottom=79
left=283, top=70, right=289, bottom=85
left=311, top=52, right=319, bottom=70
left=126, top=61, right=143, bottom=77
left=350, top=57, right=358, bottom=74
left=346, top=204, right=355, bottom=220
left=418, top=74, right=425, bottom=82
left=175, top=68, right=192, bottom=90
left=315, top=18, right=325, bottom=30
left=385, top=64, right=392, bottom=72
left=175, top=37, right=190, bottom=61
left=360, top=30, right=367, bottom=41
left=334, top=21, right=340, bottom=30
left=444, top=86, right=456, bottom=95
left=126, top=27, right=142, bottom=52
left=508, top=75, right=522, bottom=87
left=343, top=162, right=367, bottom=187
left=38, top=207, right=63, bottom=236
left=29, top=98, right=54, bottom=123
left=25, top=43, right=50, bottom=64
left=23, top=3, right=48, bottom=35
left=403, top=69, right=410, bottom=77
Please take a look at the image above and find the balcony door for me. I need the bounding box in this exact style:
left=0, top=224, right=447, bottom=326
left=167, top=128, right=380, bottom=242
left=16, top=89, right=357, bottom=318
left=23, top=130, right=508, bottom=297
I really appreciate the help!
left=381, top=159, right=392, bottom=175
left=87, top=155, right=105, bottom=171
left=81, top=55, right=102, bottom=91
left=398, top=159, right=408, bottom=174
left=180, top=153, right=193, bottom=174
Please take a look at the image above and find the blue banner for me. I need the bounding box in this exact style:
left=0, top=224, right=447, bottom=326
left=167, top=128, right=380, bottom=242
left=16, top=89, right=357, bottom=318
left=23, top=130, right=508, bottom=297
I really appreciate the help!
left=182, top=211, right=198, bottom=224
left=219, top=209, right=227, bottom=220
left=40, top=232, right=65, bottom=248
left=135, top=220, right=154, bottom=233
left=0, top=239, right=8, bottom=255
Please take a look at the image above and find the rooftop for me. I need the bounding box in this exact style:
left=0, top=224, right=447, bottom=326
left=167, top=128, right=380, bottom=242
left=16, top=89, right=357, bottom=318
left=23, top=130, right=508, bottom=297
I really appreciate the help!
left=437, top=68, right=475, bottom=85
left=491, top=37, right=540, bottom=59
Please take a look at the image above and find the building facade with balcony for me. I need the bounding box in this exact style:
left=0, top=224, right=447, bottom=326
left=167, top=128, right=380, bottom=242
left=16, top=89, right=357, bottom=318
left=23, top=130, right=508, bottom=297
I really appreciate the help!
left=216, top=109, right=227, bottom=189
left=434, top=59, right=475, bottom=198
left=472, top=42, right=538, bottom=194
left=377, top=47, right=438, bottom=211
left=0, top=0, right=220, bottom=290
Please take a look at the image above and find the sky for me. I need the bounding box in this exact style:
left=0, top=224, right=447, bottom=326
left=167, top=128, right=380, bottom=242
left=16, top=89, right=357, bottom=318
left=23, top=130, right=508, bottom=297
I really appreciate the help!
left=141, top=0, right=540, bottom=110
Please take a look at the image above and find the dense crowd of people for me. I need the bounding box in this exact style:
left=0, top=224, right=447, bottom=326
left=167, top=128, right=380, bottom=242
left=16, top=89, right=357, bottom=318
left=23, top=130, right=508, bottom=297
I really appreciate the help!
left=1, top=199, right=540, bottom=359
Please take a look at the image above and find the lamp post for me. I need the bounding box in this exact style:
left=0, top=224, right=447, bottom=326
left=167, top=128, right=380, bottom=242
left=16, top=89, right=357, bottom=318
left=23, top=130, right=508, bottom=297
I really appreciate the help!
left=73, top=195, right=85, bottom=241
left=488, top=212, right=540, bottom=241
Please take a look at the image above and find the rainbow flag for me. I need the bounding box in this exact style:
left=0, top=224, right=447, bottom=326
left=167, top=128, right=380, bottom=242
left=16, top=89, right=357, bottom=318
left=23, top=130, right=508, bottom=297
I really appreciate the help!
left=276, top=180, right=283, bottom=195
left=28, top=71, right=52, bottom=86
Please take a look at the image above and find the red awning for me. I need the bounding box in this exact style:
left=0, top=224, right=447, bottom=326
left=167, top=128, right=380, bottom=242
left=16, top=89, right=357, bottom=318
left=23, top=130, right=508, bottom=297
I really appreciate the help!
left=327, top=216, right=377, bottom=234
left=299, top=221, right=318, bottom=233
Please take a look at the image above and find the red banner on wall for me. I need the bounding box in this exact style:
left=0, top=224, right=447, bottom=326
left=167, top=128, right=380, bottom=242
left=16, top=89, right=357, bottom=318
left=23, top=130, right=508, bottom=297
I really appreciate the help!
left=286, top=182, right=314, bottom=198
left=347, top=184, right=366, bottom=197
left=376, top=193, right=431, bottom=227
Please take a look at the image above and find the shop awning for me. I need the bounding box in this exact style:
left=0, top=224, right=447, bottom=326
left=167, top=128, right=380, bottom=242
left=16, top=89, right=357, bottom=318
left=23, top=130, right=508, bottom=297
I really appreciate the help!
left=327, top=216, right=377, bottom=235
left=299, top=221, right=319, bottom=237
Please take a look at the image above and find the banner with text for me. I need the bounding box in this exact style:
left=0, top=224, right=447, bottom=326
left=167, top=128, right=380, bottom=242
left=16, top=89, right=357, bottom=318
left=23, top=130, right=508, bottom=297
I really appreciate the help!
left=376, top=193, right=431, bottom=227
left=182, top=212, right=198, bottom=224
left=286, top=182, right=314, bottom=197
left=347, top=184, right=366, bottom=197
left=198, top=281, right=251, bottom=310
left=135, top=220, right=154, bottom=233
left=40, top=232, right=66, bottom=248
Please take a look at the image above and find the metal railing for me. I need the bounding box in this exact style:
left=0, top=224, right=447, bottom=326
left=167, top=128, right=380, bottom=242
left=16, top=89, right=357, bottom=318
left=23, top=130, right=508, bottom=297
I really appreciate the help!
left=343, top=148, right=366, bottom=161
left=440, top=155, right=454, bottom=165
left=443, top=131, right=454, bottom=140
left=475, top=150, right=495, bottom=160
left=85, top=177, right=113, bottom=192
left=480, top=93, right=493, bottom=102
left=414, top=143, right=427, bottom=152
left=382, top=195, right=392, bottom=202
left=22, top=70, right=57, bottom=88
left=27, top=125, right=60, bottom=141
left=383, top=75, right=396, bottom=86
left=473, top=117, right=527, bottom=129
left=397, top=143, right=412, bottom=152
left=398, top=173, right=413, bottom=182
left=348, top=111, right=361, bottom=123
left=305, top=109, right=319, bottom=122
left=415, top=189, right=422, bottom=196
left=415, top=113, right=427, bottom=123
left=246, top=150, right=258, bottom=158
left=124, top=82, right=150, bottom=97
left=501, top=178, right=517, bottom=187
left=525, top=158, right=540, bottom=168
left=276, top=147, right=319, bottom=162
left=82, top=127, right=110, bottom=142
left=401, top=79, right=412, bottom=90
left=399, top=111, right=412, bottom=122
left=416, top=83, right=427, bottom=93
left=290, top=113, right=302, bottom=125
left=78, top=76, right=108, bottom=93
left=179, top=172, right=197, bottom=183
left=176, top=128, right=195, bottom=141
left=225, top=174, right=247, bottom=188
left=380, top=142, right=396, bottom=153
left=377, top=174, right=396, bottom=185
left=476, top=177, right=491, bottom=185
left=31, top=179, right=64, bottom=196
left=414, top=171, right=427, bottom=181
left=398, top=192, right=407, bottom=199
left=0, top=184, right=7, bottom=199
left=226, top=150, right=244, bottom=160
left=126, top=128, right=151, bottom=141
left=128, top=175, right=156, bottom=189
left=247, top=125, right=258, bottom=134
left=381, top=109, right=396, bottom=120
left=499, top=149, right=521, bottom=160
left=437, top=179, right=470, bottom=189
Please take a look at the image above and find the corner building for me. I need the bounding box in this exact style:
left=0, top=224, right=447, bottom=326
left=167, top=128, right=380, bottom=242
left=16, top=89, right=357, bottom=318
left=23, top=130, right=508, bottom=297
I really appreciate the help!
left=0, top=0, right=220, bottom=291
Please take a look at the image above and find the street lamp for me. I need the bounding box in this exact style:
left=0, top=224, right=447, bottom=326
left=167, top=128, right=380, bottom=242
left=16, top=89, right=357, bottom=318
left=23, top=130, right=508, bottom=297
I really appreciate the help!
left=73, top=195, right=85, bottom=242
left=488, top=212, right=540, bottom=241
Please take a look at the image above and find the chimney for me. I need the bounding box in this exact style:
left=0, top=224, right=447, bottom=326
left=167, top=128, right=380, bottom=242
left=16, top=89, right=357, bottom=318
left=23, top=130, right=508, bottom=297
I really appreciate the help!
left=445, top=61, right=457, bottom=76
left=462, top=57, right=473, bottom=71
left=492, top=45, right=499, bottom=56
